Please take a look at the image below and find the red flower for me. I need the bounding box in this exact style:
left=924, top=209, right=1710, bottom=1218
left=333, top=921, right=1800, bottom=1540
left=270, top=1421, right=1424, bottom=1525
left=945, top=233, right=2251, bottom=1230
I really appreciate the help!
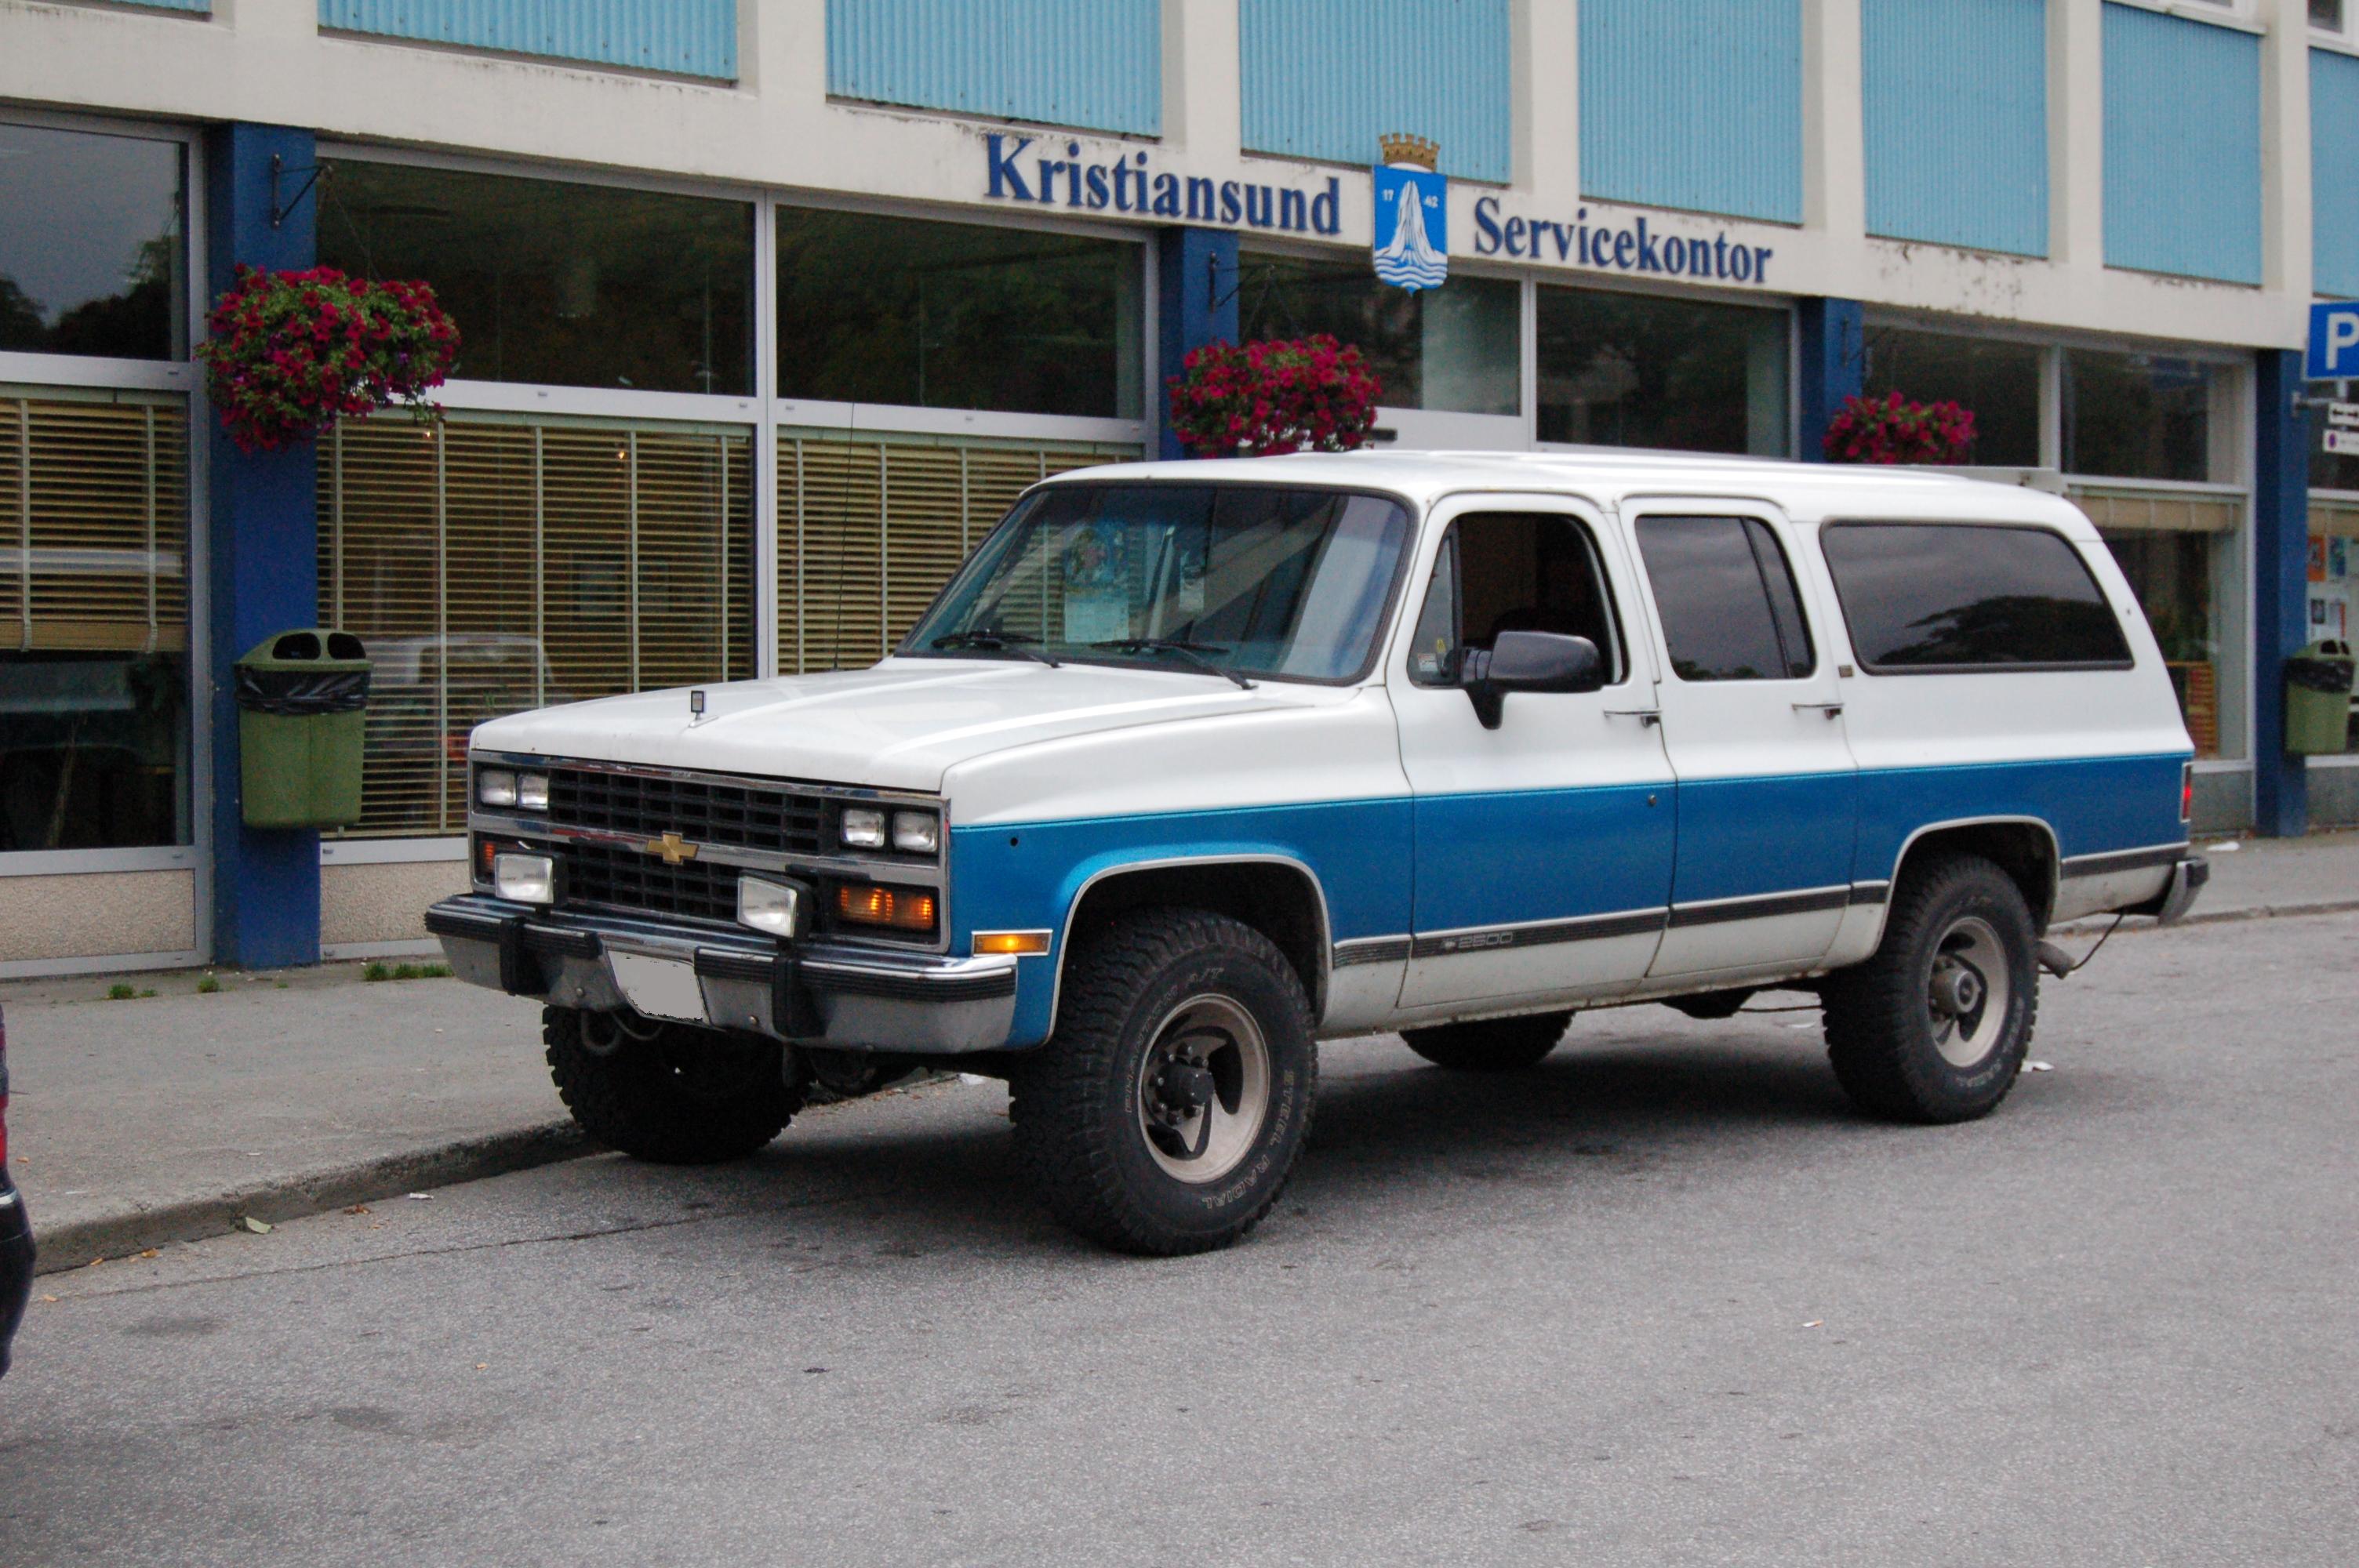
left=193, top=268, right=459, bottom=452
left=1165, top=334, right=1383, bottom=458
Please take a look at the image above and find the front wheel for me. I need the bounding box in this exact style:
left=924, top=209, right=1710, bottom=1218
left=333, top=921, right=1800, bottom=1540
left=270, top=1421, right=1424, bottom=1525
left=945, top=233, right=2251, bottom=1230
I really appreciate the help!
left=545, top=1007, right=805, bottom=1163
left=1821, top=855, right=2038, bottom=1123
left=1009, top=909, right=1316, bottom=1255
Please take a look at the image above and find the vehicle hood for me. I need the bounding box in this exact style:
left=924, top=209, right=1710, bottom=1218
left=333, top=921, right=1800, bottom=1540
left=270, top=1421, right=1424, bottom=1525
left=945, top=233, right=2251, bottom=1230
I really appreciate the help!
left=470, top=656, right=1346, bottom=793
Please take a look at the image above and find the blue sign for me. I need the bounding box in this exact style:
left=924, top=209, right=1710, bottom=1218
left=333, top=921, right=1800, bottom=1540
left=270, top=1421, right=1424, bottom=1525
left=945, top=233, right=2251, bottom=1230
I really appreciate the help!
left=2309, top=301, right=2359, bottom=379
left=1372, top=165, right=1448, bottom=291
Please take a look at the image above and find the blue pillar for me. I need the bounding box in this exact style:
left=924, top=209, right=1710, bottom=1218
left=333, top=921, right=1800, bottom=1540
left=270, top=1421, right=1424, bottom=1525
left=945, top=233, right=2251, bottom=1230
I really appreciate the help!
left=205, top=123, right=323, bottom=967
left=1156, top=227, right=1241, bottom=459
left=1796, top=297, right=1865, bottom=462
left=2253, top=349, right=2309, bottom=837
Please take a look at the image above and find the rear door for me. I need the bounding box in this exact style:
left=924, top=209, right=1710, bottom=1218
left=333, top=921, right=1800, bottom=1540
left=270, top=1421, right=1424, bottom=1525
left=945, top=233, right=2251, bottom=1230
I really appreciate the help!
left=1624, top=502, right=1859, bottom=977
left=1390, top=495, right=1677, bottom=1009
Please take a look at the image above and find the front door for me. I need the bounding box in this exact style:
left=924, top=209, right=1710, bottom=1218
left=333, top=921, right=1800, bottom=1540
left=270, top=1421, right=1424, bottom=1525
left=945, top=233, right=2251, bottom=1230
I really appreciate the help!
left=1624, top=503, right=1858, bottom=978
left=1390, top=498, right=1677, bottom=1010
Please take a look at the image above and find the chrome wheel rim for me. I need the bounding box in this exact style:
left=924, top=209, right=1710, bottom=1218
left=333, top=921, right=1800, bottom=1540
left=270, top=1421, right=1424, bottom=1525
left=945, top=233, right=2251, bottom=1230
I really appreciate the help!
left=1135, top=994, right=1271, bottom=1184
left=1927, top=916, right=2010, bottom=1068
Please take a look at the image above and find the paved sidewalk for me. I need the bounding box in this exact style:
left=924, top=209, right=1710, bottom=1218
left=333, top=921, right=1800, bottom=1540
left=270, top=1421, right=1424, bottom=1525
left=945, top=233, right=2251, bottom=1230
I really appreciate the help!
left=2, top=968, right=565, bottom=1272
left=2, top=829, right=2351, bottom=1272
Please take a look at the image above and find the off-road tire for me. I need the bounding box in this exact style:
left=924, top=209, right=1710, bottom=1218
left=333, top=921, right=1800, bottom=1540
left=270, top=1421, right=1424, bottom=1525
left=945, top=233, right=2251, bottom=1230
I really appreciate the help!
left=1822, top=855, right=2038, bottom=1123
left=1401, top=1011, right=1572, bottom=1071
left=545, top=1007, right=805, bottom=1163
left=1008, top=908, right=1316, bottom=1256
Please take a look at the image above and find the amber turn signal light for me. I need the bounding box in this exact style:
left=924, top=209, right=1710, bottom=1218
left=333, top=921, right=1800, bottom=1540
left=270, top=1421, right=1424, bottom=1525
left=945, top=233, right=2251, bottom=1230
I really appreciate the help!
left=835, top=884, right=937, bottom=932
left=972, top=930, right=1051, bottom=956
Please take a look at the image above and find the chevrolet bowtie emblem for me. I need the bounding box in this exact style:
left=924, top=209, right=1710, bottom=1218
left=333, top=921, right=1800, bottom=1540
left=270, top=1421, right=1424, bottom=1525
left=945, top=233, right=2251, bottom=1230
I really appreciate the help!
left=642, top=831, right=699, bottom=866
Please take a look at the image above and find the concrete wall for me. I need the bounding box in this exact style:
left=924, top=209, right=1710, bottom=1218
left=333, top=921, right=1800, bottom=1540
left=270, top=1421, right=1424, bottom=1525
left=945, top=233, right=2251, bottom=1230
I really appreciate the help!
left=2308, top=764, right=2359, bottom=827
left=321, top=859, right=471, bottom=949
left=0, top=870, right=197, bottom=964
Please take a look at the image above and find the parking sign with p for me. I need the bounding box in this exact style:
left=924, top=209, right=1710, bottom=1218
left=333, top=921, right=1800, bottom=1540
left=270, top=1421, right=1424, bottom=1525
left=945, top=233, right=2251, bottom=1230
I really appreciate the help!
left=2308, top=302, right=2359, bottom=379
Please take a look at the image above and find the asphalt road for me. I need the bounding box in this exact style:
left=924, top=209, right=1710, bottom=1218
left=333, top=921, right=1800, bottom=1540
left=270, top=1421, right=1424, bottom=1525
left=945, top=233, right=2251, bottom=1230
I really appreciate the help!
left=4, top=913, right=2355, bottom=1568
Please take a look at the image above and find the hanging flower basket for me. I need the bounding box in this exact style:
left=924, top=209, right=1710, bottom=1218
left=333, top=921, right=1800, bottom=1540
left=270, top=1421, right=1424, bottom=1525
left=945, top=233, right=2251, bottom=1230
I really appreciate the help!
left=1166, top=335, right=1384, bottom=458
left=194, top=265, right=460, bottom=452
left=1823, top=390, right=1976, bottom=465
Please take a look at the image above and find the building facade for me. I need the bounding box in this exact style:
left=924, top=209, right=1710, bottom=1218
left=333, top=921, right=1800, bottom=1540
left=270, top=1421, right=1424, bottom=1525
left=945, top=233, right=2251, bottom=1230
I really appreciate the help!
left=0, top=0, right=2348, bottom=976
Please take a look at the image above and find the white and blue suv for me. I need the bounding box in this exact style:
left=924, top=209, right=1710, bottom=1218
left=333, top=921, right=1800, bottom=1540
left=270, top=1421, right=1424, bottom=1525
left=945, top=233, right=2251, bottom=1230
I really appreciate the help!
left=430, top=451, right=2205, bottom=1254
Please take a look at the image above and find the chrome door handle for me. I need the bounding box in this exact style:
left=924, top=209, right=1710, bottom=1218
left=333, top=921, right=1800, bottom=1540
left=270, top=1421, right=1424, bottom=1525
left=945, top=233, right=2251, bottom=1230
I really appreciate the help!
left=1793, top=702, right=1845, bottom=719
left=1605, top=708, right=1662, bottom=727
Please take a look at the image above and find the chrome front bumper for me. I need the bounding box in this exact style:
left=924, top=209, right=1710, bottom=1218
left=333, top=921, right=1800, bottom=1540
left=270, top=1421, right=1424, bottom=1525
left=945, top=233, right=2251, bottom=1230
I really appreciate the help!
left=425, top=895, right=1019, bottom=1054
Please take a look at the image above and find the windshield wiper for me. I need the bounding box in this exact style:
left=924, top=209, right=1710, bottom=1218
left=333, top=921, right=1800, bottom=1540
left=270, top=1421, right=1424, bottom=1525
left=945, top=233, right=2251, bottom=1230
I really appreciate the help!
left=1089, top=638, right=1256, bottom=690
left=930, top=630, right=1060, bottom=668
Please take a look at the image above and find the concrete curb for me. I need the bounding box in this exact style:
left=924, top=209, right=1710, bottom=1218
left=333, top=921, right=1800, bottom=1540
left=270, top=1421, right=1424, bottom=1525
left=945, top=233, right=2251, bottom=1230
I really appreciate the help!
left=2055, top=897, right=2359, bottom=935
left=29, top=1120, right=591, bottom=1276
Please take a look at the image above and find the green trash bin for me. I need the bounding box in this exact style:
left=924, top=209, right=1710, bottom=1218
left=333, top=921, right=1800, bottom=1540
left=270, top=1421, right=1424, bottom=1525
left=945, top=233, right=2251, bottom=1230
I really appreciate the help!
left=236, top=629, right=371, bottom=828
left=2285, top=638, right=2355, bottom=757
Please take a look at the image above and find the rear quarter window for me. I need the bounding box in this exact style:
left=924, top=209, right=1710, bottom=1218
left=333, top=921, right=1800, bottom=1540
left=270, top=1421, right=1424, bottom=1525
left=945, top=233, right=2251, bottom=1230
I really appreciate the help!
left=1819, top=521, right=2134, bottom=672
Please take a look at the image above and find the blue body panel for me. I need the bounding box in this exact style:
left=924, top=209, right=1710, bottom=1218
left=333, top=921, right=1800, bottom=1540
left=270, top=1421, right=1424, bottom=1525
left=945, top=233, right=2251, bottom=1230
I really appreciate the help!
left=948, top=752, right=2187, bottom=1049
left=950, top=797, right=1414, bottom=1047
left=1852, top=752, right=2190, bottom=882
left=1412, top=783, right=1673, bottom=931
left=1671, top=771, right=1859, bottom=905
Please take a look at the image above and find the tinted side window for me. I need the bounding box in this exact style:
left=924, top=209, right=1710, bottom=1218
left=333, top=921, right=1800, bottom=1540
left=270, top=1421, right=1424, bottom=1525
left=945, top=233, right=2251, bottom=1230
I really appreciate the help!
left=1636, top=516, right=1816, bottom=681
left=1408, top=513, right=1625, bottom=687
left=1821, top=523, right=2134, bottom=670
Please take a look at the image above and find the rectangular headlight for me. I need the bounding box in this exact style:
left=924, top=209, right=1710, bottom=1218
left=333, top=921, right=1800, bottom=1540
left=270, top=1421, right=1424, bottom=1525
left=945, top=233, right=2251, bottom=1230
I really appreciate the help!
left=517, top=771, right=551, bottom=811
left=477, top=768, right=518, bottom=808
left=840, top=807, right=886, bottom=849
left=737, top=875, right=809, bottom=938
left=492, top=851, right=556, bottom=905
left=890, top=809, right=940, bottom=855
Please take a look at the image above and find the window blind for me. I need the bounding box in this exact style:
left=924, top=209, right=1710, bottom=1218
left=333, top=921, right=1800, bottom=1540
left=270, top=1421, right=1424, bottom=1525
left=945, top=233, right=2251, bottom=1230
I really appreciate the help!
left=0, top=389, right=188, bottom=654
left=776, top=430, right=1132, bottom=673
left=2070, top=487, right=2240, bottom=535
left=322, top=412, right=754, bottom=837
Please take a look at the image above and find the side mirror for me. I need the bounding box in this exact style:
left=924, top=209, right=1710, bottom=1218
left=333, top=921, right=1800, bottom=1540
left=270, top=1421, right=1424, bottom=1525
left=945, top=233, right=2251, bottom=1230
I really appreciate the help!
left=1460, top=631, right=1604, bottom=729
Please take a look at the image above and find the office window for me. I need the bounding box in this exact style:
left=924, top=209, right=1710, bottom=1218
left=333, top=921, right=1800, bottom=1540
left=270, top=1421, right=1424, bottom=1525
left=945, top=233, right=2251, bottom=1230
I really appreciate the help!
left=1538, top=286, right=1788, bottom=455
left=777, top=209, right=1143, bottom=420
left=319, top=159, right=756, bottom=396
left=1863, top=328, right=2042, bottom=467
left=0, top=121, right=185, bottom=361
left=2063, top=350, right=2214, bottom=482
left=319, top=414, right=756, bottom=836
left=1, top=390, right=191, bottom=850
left=1237, top=254, right=1518, bottom=416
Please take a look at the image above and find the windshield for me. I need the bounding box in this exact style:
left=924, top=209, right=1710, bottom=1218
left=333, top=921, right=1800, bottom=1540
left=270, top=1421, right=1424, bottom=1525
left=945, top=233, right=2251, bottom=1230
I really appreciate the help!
left=903, top=483, right=1415, bottom=684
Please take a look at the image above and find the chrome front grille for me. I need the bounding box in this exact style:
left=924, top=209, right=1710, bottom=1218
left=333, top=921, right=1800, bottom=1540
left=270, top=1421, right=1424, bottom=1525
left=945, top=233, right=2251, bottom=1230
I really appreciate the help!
left=545, top=767, right=827, bottom=857
left=562, top=840, right=739, bottom=926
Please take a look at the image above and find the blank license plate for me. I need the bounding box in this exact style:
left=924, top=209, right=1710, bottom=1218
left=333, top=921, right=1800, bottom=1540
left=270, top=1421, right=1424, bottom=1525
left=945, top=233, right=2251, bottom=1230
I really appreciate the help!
left=609, top=951, right=707, bottom=1023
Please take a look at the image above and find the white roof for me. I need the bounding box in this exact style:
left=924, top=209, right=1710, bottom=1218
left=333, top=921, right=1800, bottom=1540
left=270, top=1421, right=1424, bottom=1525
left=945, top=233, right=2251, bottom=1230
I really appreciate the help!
left=1041, top=448, right=2090, bottom=530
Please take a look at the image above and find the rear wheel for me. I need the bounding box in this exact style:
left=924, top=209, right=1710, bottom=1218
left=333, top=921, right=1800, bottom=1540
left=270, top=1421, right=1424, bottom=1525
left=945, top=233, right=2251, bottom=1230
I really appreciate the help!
left=1009, top=909, right=1315, bottom=1255
left=1400, top=1011, right=1571, bottom=1072
left=1822, top=855, right=2037, bottom=1123
left=545, top=1007, right=804, bottom=1163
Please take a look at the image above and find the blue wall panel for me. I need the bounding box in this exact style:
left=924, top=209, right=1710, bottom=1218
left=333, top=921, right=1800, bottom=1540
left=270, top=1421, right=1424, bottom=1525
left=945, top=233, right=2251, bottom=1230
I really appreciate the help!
left=1863, top=0, right=2047, bottom=256
left=123, top=0, right=209, bottom=11
left=827, top=0, right=1161, bottom=138
left=2314, top=49, right=2359, bottom=297
left=317, top=0, right=736, bottom=81
left=1239, top=0, right=1511, bottom=183
left=2101, top=4, right=2260, bottom=285
left=1580, top=0, right=1803, bottom=223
